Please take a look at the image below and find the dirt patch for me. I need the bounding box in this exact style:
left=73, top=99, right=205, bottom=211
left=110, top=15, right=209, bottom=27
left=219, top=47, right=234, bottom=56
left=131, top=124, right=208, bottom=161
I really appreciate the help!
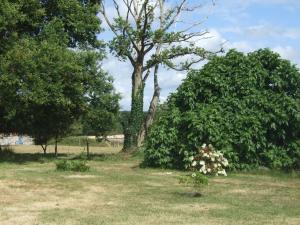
left=150, top=172, right=174, bottom=176
left=143, top=181, right=165, bottom=187
left=172, top=203, right=228, bottom=212
left=228, top=188, right=271, bottom=195
left=0, top=177, right=118, bottom=225
left=1, top=213, right=39, bottom=225
left=65, top=174, right=97, bottom=179
left=212, top=178, right=245, bottom=186
left=212, top=176, right=300, bottom=189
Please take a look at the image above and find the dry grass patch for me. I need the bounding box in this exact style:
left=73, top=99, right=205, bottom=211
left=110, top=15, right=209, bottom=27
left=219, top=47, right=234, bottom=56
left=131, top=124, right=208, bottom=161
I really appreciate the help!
left=0, top=146, right=299, bottom=225
left=65, top=174, right=97, bottom=179
left=13, top=145, right=121, bottom=155
left=171, top=203, right=228, bottom=212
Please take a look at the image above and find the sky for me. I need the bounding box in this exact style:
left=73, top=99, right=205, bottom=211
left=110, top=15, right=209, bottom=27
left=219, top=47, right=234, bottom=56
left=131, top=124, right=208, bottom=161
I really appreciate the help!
left=99, top=0, right=300, bottom=111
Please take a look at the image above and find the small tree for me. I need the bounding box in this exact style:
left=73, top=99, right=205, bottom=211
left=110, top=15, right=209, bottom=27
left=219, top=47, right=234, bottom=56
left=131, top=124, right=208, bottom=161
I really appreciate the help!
left=0, top=38, right=111, bottom=154
left=83, top=67, right=120, bottom=156
left=100, top=0, right=222, bottom=151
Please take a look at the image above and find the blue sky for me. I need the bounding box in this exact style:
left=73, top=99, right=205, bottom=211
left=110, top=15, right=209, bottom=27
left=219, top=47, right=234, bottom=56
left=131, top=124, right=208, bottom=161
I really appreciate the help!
left=100, top=0, right=300, bottom=110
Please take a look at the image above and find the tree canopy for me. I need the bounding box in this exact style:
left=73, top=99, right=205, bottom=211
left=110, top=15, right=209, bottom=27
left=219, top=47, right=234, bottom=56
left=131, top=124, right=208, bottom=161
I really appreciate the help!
left=144, top=49, right=300, bottom=170
left=100, top=0, right=222, bottom=151
left=0, top=0, right=119, bottom=151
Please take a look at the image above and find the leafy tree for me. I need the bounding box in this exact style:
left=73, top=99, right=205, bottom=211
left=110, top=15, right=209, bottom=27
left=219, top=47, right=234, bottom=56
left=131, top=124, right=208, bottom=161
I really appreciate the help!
left=82, top=62, right=120, bottom=155
left=100, top=0, right=222, bottom=151
left=0, top=1, right=119, bottom=154
left=144, top=49, right=300, bottom=170
left=0, top=38, right=109, bottom=154
left=0, top=0, right=101, bottom=50
left=0, top=0, right=101, bottom=131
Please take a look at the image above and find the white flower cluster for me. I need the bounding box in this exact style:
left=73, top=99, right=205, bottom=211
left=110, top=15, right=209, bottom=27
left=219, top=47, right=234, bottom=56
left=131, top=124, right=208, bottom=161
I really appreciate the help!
left=188, top=144, right=229, bottom=176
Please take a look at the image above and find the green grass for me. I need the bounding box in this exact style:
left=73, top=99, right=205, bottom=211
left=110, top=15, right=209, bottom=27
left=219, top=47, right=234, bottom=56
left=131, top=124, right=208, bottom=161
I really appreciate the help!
left=48, top=136, right=109, bottom=147
left=0, top=146, right=299, bottom=225
left=56, top=160, right=90, bottom=172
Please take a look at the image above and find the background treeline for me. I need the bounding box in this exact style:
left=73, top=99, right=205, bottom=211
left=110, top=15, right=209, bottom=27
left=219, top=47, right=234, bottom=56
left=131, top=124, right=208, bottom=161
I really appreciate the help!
left=67, top=111, right=131, bottom=137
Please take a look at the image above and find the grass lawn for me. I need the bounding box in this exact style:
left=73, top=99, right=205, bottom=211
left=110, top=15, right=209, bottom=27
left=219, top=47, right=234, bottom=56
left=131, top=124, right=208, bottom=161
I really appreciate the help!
left=0, top=145, right=299, bottom=225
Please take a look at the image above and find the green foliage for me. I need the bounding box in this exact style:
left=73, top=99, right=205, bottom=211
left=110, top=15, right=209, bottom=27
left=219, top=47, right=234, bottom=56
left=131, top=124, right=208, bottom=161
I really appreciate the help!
left=124, top=86, right=145, bottom=150
left=1, top=37, right=86, bottom=140
left=179, top=172, right=208, bottom=194
left=0, top=1, right=119, bottom=147
left=0, top=0, right=101, bottom=54
left=0, top=146, right=14, bottom=158
left=56, top=159, right=90, bottom=172
left=101, top=1, right=218, bottom=150
left=82, top=67, right=120, bottom=137
left=144, top=49, right=300, bottom=170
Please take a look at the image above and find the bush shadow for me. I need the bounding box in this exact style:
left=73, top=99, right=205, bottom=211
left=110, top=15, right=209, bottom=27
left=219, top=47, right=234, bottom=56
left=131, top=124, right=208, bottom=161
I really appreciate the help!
left=0, top=147, right=68, bottom=164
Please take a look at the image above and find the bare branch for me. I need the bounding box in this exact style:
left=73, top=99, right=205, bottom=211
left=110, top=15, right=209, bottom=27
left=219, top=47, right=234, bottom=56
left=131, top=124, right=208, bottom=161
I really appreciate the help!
left=113, top=0, right=121, bottom=18
left=132, top=0, right=139, bottom=16
left=178, top=20, right=206, bottom=33
left=100, top=1, right=136, bottom=66
left=163, top=0, right=187, bottom=31
left=165, top=57, right=206, bottom=71
left=99, top=2, right=119, bottom=37
left=125, top=0, right=133, bottom=23
left=126, top=53, right=136, bottom=66
left=142, top=68, right=151, bottom=83
left=144, top=46, right=224, bottom=71
left=122, top=0, right=138, bottom=22
left=144, top=43, right=155, bottom=54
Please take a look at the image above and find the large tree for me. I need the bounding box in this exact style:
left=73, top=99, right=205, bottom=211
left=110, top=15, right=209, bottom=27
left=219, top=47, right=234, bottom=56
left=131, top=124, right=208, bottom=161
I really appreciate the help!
left=0, top=0, right=119, bottom=153
left=0, top=0, right=101, bottom=131
left=100, top=0, right=222, bottom=151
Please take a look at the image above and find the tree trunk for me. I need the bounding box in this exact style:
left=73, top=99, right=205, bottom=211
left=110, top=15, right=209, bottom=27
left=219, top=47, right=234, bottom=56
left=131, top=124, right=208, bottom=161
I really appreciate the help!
left=54, top=136, right=58, bottom=157
left=137, top=65, right=160, bottom=147
left=86, top=138, right=90, bottom=158
left=123, top=64, right=144, bottom=151
left=41, top=145, right=47, bottom=155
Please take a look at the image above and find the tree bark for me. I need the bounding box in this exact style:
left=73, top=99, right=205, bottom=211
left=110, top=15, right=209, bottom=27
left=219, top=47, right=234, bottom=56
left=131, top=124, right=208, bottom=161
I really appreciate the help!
left=54, top=136, right=58, bottom=157
left=137, top=65, right=160, bottom=147
left=86, top=138, right=90, bottom=158
left=123, top=64, right=144, bottom=151
left=41, top=145, right=47, bottom=155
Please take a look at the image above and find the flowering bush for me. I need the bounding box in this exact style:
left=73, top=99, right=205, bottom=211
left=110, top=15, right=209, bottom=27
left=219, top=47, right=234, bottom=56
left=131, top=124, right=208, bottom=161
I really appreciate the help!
left=187, top=144, right=229, bottom=176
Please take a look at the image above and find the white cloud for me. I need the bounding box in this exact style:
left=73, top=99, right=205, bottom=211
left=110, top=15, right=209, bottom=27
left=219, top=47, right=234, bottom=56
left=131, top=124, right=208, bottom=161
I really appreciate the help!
left=222, top=24, right=300, bottom=41
left=225, top=41, right=255, bottom=52
left=273, top=46, right=300, bottom=65
left=211, top=0, right=300, bottom=25
left=102, top=55, right=132, bottom=110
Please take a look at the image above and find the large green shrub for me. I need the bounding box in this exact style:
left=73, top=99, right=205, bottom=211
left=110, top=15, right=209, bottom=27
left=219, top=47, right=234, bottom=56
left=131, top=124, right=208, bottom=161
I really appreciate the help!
left=144, top=49, right=300, bottom=170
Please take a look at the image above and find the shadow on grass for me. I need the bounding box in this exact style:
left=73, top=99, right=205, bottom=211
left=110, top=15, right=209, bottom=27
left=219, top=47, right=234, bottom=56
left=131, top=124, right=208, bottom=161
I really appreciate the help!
left=0, top=147, right=69, bottom=164
left=71, top=152, right=140, bottom=163
left=0, top=147, right=128, bottom=164
left=172, top=191, right=204, bottom=198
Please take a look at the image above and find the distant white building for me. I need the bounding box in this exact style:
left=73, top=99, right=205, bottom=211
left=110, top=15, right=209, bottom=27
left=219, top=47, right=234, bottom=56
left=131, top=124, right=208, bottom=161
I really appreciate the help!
left=0, top=134, right=33, bottom=146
